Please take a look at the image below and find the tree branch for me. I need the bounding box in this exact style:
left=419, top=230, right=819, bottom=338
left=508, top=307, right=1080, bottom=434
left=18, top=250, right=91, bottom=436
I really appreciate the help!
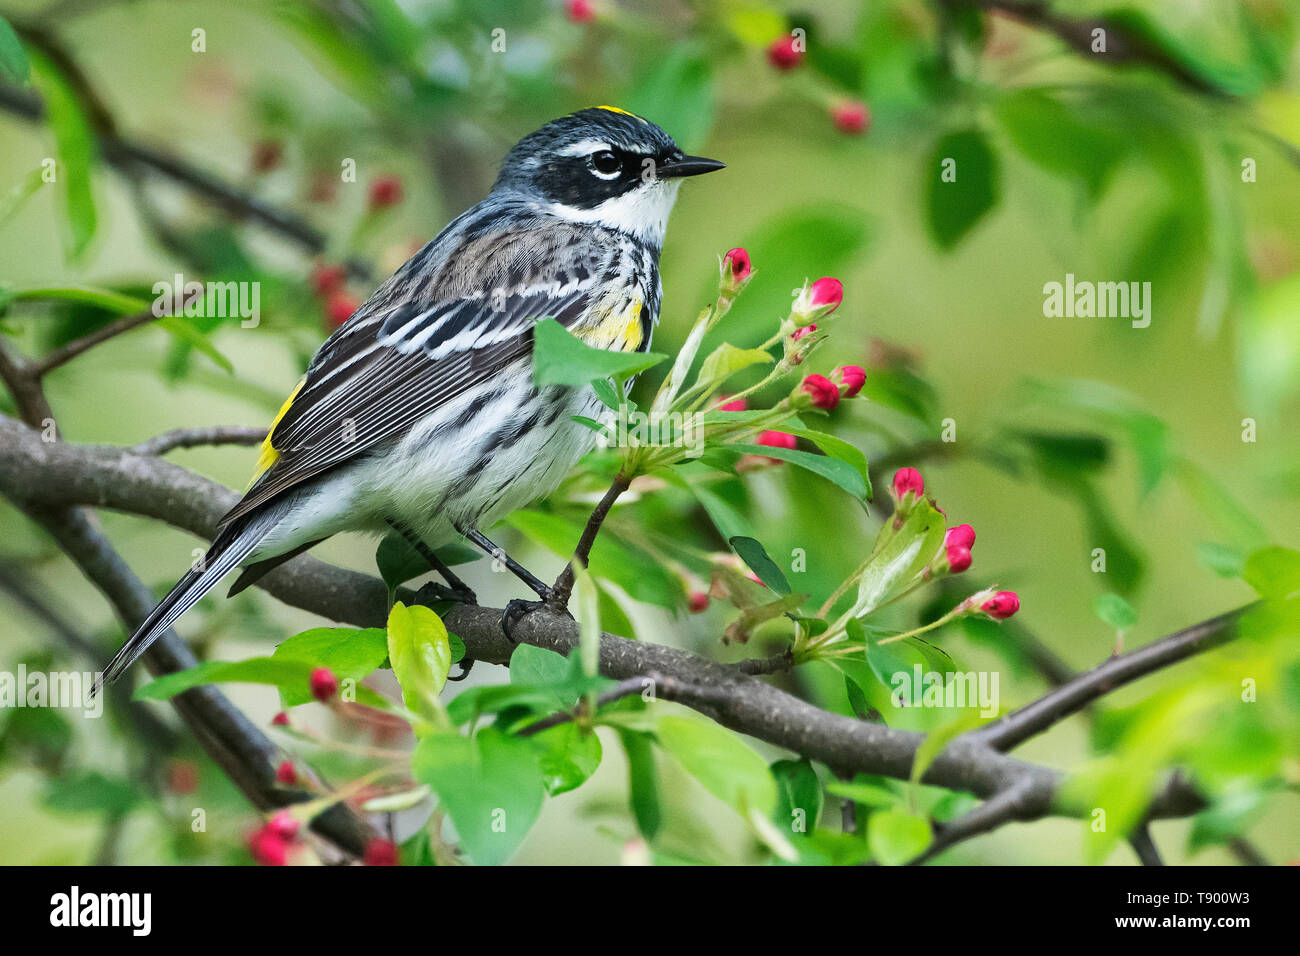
left=0, top=418, right=1244, bottom=848
left=132, top=425, right=268, bottom=457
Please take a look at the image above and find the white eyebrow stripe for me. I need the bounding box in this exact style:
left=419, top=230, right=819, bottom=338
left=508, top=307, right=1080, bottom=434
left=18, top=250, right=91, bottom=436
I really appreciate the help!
left=557, top=139, right=612, bottom=157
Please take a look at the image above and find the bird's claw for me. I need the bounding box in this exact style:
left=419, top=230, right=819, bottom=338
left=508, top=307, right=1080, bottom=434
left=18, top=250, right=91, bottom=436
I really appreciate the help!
left=414, top=580, right=478, bottom=607
left=447, top=657, right=475, bottom=681
left=500, top=591, right=572, bottom=642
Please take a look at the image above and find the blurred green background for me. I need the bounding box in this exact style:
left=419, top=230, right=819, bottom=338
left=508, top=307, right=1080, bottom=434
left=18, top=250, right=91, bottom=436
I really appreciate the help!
left=0, top=0, right=1298, bottom=864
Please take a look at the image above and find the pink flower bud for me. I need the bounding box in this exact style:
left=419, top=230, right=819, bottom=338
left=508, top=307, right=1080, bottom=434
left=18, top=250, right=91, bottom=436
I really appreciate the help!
left=310, top=667, right=338, bottom=701
left=248, top=828, right=290, bottom=866
left=564, top=0, right=595, bottom=23
left=791, top=324, right=817, bottom=341
left=275, top=761, right=297, bottom=785
left=792, top=277, right=843, bottom=324
left=367, top=175, right=403, bottom=210
left=830, top=100, right=871, bottom=135
left=364, top=838, right=400, bottom=866
left=271, top=711, right=290, bottom=727
left=891, top=467, right=924, bottom=500
left=250, top=140, right=283, bottom=173
left=166, top=760, right=199, bottom=795
left=311, top=264, right=347, bottom=299
left=267, top=810, right=300, bottom=840
left=982, top=591, right=1020, bottom=619
left=767, top=35, right=803, bottom=70
left=723, top=247, right=751, bottom=283
left=326, top=292, right=360, bottom=330
left=800, top=373, right=840, bottom=410
left=688, top=591, right=710, bottom=613
left=835, top=364, right=865, bottom=397
left=716, top=394, right=747, bottom=412
left=757, top=430, right=797, bottom=451
left=944, top=524, right=975, bottom=550
left=945, top=545, right=972, bottom=573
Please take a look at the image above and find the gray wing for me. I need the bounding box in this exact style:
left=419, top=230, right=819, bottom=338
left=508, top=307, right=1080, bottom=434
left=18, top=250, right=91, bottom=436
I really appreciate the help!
left=220, top=213, right=614, bottom=526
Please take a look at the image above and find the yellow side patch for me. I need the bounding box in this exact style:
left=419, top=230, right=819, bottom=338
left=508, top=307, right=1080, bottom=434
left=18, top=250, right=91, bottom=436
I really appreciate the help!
left=616, top=298, right=644, bottom=351
left=247, top=378, right=304, bottom=489
left=579, top=297, right=645, bottom=352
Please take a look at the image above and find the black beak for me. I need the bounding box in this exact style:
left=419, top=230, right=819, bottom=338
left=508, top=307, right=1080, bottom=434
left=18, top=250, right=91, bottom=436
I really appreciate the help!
left=657, top=154, right=726, bottom=179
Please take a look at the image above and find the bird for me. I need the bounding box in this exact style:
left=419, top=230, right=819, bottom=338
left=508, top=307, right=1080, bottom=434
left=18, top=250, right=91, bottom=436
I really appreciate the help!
left=95, top=107, right=723, bottom=690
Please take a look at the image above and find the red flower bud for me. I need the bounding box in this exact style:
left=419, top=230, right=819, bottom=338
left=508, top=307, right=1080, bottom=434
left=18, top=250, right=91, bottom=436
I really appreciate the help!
left=275, top=761, right=297, bottom=785
left=364, top=838, right=400, bottom=866
left=271, top=711, right=290, bottom=727
left=830, top=100, right=871, bottom=135
left=716, top=394, right=747, bottom=412
left=564, top=0, right=594, bottom=23
left=250, top=140, right=283, bottom=173
left=311, top=264, right=347, bottom=299
left=310, top=667, right=338, bottom=701
left=367, top=175, right=404, bottom=210
left=268, top=810, right=300, bottom=840
left=166, top=760, right=199, bottom=795
left=800, top=373, right=840, bottom=410
left=944, top=524, right=975, bottom=550
left=326, top=292, right=360, bottom=330
left=945, top=544, right=972, bottom=573
left=835, top=364, right=865, bottom=397
left=892, top=467, right=924, bottom=500
left=809, top=277, right=843, bottom=311
left=757, top=430, right=797, bottom=452
left=248, top=828, right=290, bottom=866
left=688, top=591, right=710, bottom=613
left=791, top=323, right=817, bottom=342
left=767, top=35, right=804, bottom=70
left=982, top=591, right=1020, bottom=619
left=723, top=247, right=751, bottom=283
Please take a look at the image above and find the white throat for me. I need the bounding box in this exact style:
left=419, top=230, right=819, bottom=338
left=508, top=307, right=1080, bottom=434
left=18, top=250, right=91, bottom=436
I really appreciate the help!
left=547, top=179, right=683, bottom=245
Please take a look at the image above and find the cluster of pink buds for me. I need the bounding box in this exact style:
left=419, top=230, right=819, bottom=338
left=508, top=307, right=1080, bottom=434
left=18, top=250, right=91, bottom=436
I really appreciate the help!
left=941, top=523, right=975, bottom=574
left=793, top=363, right=866, bottom=411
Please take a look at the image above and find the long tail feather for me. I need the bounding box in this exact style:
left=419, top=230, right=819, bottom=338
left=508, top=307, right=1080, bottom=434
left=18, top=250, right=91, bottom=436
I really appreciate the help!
left=94, top=514, right=276, bottom=693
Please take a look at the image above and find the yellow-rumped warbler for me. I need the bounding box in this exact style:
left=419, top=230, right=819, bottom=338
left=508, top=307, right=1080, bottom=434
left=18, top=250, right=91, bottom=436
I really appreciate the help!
left=98, top=107, right=723, bottom=687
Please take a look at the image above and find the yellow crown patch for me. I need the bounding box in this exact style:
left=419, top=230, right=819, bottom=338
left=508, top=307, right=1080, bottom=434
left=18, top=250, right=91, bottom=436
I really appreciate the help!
left=595, top=105, right=645, bottom=122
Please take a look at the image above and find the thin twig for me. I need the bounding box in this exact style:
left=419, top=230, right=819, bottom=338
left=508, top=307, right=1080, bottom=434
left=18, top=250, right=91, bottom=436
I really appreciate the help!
left=549, top=471, right=632, bottom=607
left=1130, top=824, right=1164, bottom=866
left=132, top=425, right=267, bottom=457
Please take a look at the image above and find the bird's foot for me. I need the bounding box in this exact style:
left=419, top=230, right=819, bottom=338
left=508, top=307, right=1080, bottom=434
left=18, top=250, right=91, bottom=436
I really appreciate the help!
left=414, top=580, right=478, bottom=607
left=500, top=589, right=573, bottom=643
left=447, top=657, right=475, bottom=681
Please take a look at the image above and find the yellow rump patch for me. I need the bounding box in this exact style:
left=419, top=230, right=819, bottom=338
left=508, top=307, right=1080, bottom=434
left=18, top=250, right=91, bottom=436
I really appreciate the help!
left=247, top=378, right=304, bottom=489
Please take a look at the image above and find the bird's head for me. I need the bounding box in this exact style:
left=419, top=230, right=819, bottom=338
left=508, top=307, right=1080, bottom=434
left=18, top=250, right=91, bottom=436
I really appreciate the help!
left=492, top=107, right=724, bottom=243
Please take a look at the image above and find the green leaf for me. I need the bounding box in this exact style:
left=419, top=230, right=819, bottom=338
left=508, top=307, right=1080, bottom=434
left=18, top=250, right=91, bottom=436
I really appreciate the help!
left=30, top=53, right=97, bottom=260
left=533, top=723, right=603, bottom=796
left=386, top=602, right=451, bottom=733
left=618, top=729, right=662, bottom=841
left=1093, top=593, right=1138, bottom=632
left=926, top=127, right=998, bottom=250
left=827, top=779, right=900, bottom=808
left=532, top=318, right=666, bottom=388
left=995, top=89, right=1128, bottom=198
left=867, top=808, right=932, bottom=865
left=866, top=637, right=956, bottom=706
left=657, top=715, right=776, bottom=816
left=729, top=535, right=791, bottom=595
left=411, top=728, right=545, bottom=866
left=852, top=500, right=945, bottom=617
left=696, top=343, right=772, bottom=386
left=1243, top=546, right=1300, bottom=599
left=771, top=758, right=823, bottom=838
left=777, top=425, right=872, bottom=499
left=0, top=16, right=29, bottom=86
left=728, top=443, right=869, bottom=500
left=376, top=532, right=428, bottom=593
left=44, top=771, right=140, bottom=815
left=1196, top=542, right=1245, bottom=579
left=271, top=626, right=390, bottom=707
left=909, top=713, right=984, bottom=796
left=133, top=658, right=314, bottom=702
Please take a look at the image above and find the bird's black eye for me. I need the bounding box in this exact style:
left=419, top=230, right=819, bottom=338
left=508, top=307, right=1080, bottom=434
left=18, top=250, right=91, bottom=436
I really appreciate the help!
left=590, top=150, right=621, bottom=177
